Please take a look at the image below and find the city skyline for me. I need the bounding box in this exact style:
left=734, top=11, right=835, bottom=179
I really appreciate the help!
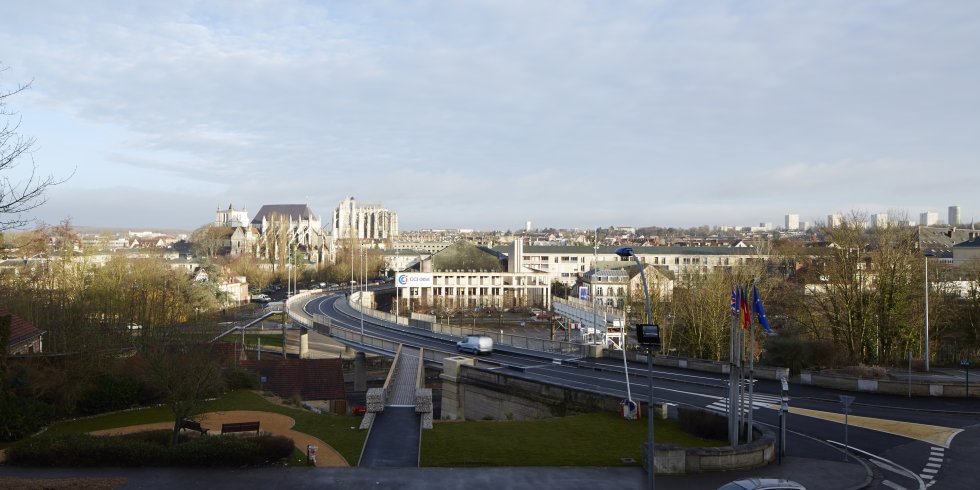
left=3, top=2, right=979, bottom=231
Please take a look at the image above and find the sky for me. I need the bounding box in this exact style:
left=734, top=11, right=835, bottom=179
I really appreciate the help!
left=2, top=1, right=979, bottom=232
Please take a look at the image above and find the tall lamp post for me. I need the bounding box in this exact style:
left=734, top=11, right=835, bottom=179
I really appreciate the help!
left=616, top=246, right=655, bottom=490
left=924, top=252, right=936, bottom=372
left=359, top=241, right=365, bottom=346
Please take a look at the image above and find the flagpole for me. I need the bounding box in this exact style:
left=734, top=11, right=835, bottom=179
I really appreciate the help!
left=738, top=316, right=745, bottom=441
left=748, top=286, right=755, bottom=443
left=728, top=287, right=739, bottom=447
left=738, top=285, right=749, bottom=442
left=729, top=288, right=737, bottom=445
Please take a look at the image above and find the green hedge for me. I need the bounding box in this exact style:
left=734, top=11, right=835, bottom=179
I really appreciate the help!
left=0, top=396, right=56, bottom=442
left=76, top=374, right=144, bottom=416
left=5, top=431, right=294, bottom=467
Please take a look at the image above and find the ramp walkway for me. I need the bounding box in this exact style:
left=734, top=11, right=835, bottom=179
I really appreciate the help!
left=358, top=345, right=432, bottom=467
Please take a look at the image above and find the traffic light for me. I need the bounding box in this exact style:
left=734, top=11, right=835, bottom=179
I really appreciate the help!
left=635, top=323, right=661, bottom=346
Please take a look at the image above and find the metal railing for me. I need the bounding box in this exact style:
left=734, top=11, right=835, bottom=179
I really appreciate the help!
left=345, top=295, right=590, bottom=358
left=382, top=344, right=403, bottom=404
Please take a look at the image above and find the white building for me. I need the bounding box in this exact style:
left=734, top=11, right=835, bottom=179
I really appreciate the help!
left=828, top=213, right=843, bottom=228
left=871, top=213, right=890, bottom=229
left=215, top=204, right=250, bottom=228
left=785, top=214, right=800, bottom=231
left=332, top=197, right=398, bottom=241
left=920, top=212, right=939, bottom=226
left=396, top=241, right=550, bottom=311
left=506, top=240, right=764, bottom=287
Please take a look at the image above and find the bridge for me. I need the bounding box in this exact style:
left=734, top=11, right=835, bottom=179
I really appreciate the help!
left=273, top=288, right=979, bottom=487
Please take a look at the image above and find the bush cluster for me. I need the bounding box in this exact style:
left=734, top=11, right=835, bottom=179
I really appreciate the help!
left=5, top=431, right=294, bottom=467
left=223, top=367, right=260, bottom=390
left=762, top=336, right=846, bottom=373
left=0, top=395, right=56, bottom=442
left=75, top=374, right=144, bottom=416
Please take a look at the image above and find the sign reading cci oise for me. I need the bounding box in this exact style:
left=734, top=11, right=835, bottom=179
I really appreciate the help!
left=396, top=273, right=433, bottom=288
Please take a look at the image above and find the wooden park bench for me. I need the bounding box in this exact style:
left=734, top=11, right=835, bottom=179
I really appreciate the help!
left=221, top=421, right=261, bottom=435
left=179, top=419, right=209, bottom=435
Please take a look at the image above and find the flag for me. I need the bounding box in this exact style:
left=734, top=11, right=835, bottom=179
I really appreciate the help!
left=740, top=286, right=751, bottom=329
left=730, top=288, right=737, bottom=318
left=752, top=285, right=774, bottom=335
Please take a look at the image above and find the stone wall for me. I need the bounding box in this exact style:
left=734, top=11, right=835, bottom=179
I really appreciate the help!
left=447, top=364, right=624, bottom=421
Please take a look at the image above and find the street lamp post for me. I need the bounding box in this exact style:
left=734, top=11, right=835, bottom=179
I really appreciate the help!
left=359, top=241, right=365, bottom=346
left=616, top=246, right=654, bottom=490
left=925, top=252, right=936, bottom=372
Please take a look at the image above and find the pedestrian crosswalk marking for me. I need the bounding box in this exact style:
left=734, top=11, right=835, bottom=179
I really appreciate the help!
left=705, top=394, right=781, bottom=413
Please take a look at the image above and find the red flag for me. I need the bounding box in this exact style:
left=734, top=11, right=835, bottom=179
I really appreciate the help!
left=740, top=286, right=751, bottom=329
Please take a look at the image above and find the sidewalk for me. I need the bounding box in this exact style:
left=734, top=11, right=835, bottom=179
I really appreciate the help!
left=0, top=456, right=870, bottom=490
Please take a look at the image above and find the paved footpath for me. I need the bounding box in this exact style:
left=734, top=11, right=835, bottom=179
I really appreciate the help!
left=0, top=456, right=869, bottom=490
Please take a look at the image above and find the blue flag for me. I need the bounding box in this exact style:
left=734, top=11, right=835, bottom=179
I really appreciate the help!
left=752, top=285, right=773, bottom=334
left=730, top=288, right=737, bottom=318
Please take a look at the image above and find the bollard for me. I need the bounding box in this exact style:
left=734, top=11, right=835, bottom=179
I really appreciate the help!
left=307, top=444, right=318, bottom=465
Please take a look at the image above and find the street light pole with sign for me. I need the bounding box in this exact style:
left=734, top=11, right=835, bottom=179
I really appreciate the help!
left=615, top=247, right=655, bottom=490
left=924, top=252, right=936, bottom=371
left=839, top=395, right=855, bottom=461
left=962, top=359, right=970, bottom=396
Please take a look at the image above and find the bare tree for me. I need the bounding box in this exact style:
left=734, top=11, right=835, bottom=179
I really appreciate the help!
left=142, top=343, right=225, bottom=446
left=0, top=66, right=68, bottom=230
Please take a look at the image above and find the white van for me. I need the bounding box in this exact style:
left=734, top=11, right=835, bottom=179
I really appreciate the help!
left=457, top=335, right=493, bottom=355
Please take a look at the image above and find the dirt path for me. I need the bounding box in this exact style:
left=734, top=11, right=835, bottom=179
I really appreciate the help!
left=88, top=410, right=349, bottom=467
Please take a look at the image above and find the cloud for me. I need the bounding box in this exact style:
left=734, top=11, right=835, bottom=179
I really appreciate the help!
left=2, top=1, right=979, bottom=229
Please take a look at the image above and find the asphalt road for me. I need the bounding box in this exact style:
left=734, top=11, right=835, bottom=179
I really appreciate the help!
left=299, top=292, right=980, bottom=490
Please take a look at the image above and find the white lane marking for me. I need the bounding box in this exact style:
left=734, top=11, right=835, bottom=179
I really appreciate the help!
left=826, top=440, right=925, bottom=490
left=883, top=480, right=909, bottom=490
left=925, top=462, right=941, bottom=468
left=873, top=459, right=911, bottom=476
left=928, top=457, right=942, bottom=463
left=921, top=468, right=938, bottom=474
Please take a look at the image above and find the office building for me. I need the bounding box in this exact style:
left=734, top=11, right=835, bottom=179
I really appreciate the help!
left=785, top=214, right=800, bottom=231
left=949, top=205, right=961, bottom=226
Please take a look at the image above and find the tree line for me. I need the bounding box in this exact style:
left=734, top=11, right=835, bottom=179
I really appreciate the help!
left=612, top=214, right=980, bottom=370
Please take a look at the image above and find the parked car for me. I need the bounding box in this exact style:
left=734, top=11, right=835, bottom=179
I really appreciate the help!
left=456, top=334, right=493, bottom=355
left=718, top=478, right=806, bottom=490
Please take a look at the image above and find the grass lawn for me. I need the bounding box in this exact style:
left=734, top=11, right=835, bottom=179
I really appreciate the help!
left=16, top=391, right=727, bottom=469
left=421, top=412, right=727, bottom=467
left=36, top=390, right=367, bottom=466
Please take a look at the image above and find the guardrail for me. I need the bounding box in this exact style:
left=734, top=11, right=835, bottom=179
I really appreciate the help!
left=382, top=344, right=403, bottom=405
left=415, top=347, right=425, bottom=390
left=345, top=294, right=590, bottom=358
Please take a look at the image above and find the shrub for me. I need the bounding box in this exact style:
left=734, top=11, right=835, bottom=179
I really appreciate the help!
left=223, top=367, right=259, bottom=390
left=5, top=432, right=295, bottom=467
left=76, top=374, right=143, bottom=416
left=838, top=364, right=888, bottom=379
left=170, top=434, right=294, bottom=467
left=6, top=433, right=167, bottom=466
left=0, top=395, right=56, bottom=442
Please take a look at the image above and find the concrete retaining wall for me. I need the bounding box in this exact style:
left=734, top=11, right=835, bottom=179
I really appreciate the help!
left=799, top=371, right=976, bottom=397
left=607, top=352, right=787, bottom=381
